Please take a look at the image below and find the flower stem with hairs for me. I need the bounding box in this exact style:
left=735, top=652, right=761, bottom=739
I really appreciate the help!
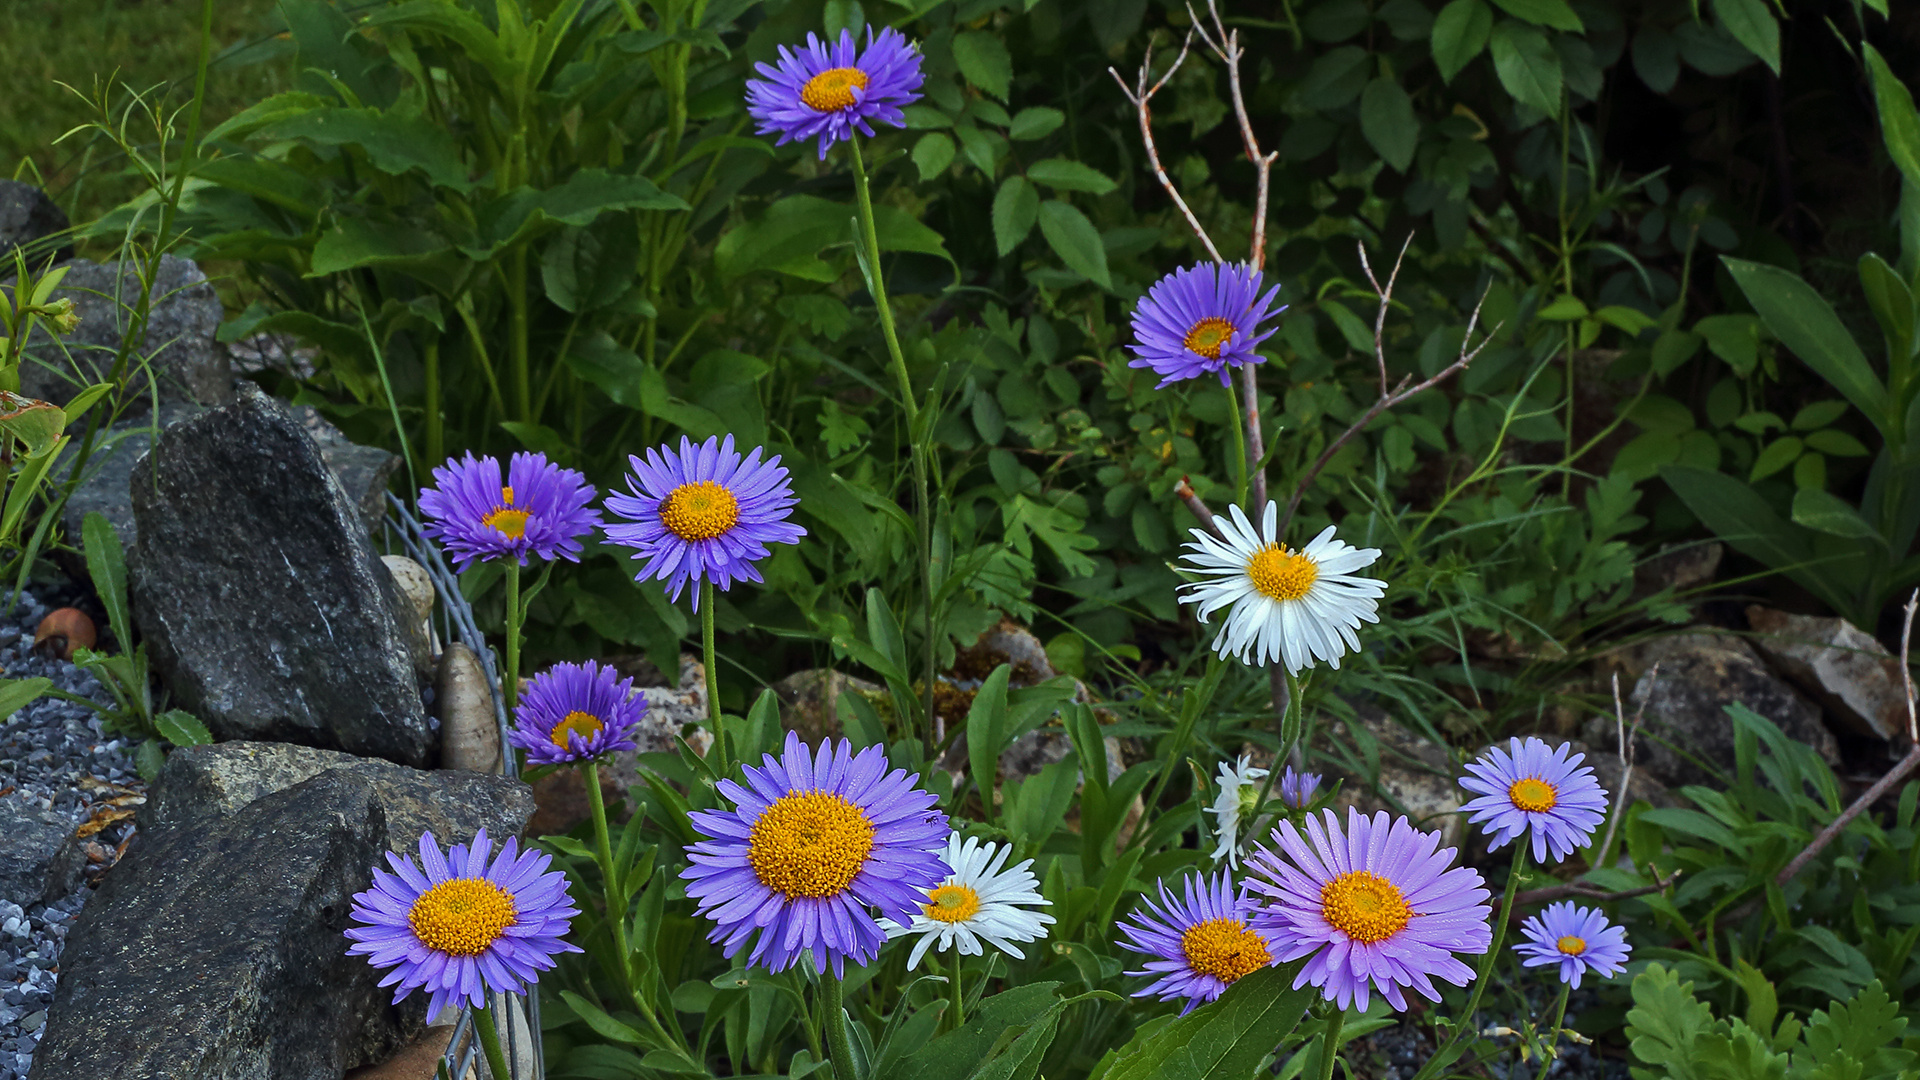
left=702, top=579, right=724, bottom=772
left=1414, top=847, right=1527, bottom=1080
left=822, top=975, right=858, bottom=1080
left=503, top=562, right=522, bottom=715
left=470, top=998, right=513, bottom=1080
left=583, top=760, right=631, bottom=979
left=1315, top=1006, right=1345, bottom=1080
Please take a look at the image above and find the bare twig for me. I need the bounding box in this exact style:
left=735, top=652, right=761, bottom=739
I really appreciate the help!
left=1175, top=476, right=1225, bottom=540
left=1512, top=870, right=1680, bottom=910
left=1187, top=0, right=1280, bottom=271
left=1358, top=237, right=1412, bottom=400
left=1594, top=665, right=1655, bottom=867
left=1902, top=588, right=1917, bottom=744
left=1109, top=33, right=1221, bottom=264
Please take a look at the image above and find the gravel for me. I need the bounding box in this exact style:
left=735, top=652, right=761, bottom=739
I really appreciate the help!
left=1340, top=984, right=1631, bottom=1080
left=0, top=587, right=138, bottom=1080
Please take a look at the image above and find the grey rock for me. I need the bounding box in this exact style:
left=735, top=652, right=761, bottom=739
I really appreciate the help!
left=1333, top=702, right=1465, bottom=847
left=0, top=183, right=71, bottom=269
left=772, top=667, right=878, bottom=744
left=30, top=771, right=420, bottom=1080
left=129, top=386, right=431, bottom=766
left=0, top=800, right=82, bottom=908
left=19, top=256, right=229, bottom=410
left=292, top=404, right=399, bottom=533
left=1746, top=606, right=1908, bottom=741
left=1632, top=541, right=1723, bottom=604
left=136, top=740, right=532, bottom=855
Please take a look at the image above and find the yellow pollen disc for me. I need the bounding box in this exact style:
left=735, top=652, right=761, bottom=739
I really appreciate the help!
left=482, top=486, right=529, bottom=537
left=659, top=481, right=741, bottom=542
left=1246, top=544, right=1319, bottom=602
left=551, top=710, right=604, bottom=748
left=801, top=67, right=870, bottom=112
left=1179, top=917, right=1272, bottom=985
left=407, top=877, right=517, bottom=957
left=1320, top=870, right=1413, bottom=944
left=924, top=883, right=981, bottom=924
left=1508, top=777, right=1558, bottom=813
left=1182, top=316, right=1237, bottom=359
left=748, top=791, right=876, bottom=898
left=1557, top=935, right=1587, bottom=955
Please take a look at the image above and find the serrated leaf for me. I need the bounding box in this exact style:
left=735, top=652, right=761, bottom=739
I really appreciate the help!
left=83, top=511, right=132, bottom=646
left=1432, top=0, right=1493, bottom=81
left=1489, top=22, right=1562, bottom=116
left=1027, top=158, right=1117, bottom=194
left=264, top=107, right=472, bottom=191
left=993, top=176, right=1039, bottom=256
left=952, top=30, right=1012, bottom=100
left=1008, top=106, right=1065, bottom=141
left=1036, top=201, right=1111, bottom=289
left=156, top=711, right=214, bottom=747
left=1359, top=78, right=1418, bottom=171
left=1490, top=0, right=1582, bottom=31
left=1099, top=965, right=1314, bottom=1080
left=913, top=132, right=955, bottom=182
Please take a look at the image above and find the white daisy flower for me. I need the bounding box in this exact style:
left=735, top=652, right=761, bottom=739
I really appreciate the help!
left=1177, top=501, right=1386, bottom=673
left=882, top=833, right=1055, bottom=969
left=1207, top=754, right=1269, bottom=868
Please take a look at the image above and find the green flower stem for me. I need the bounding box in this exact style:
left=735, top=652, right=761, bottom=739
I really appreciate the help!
left=503, top=561, right=522, bottom=716
left=1247, top=669, right=1299, bottom=825
left=702, top=580, right=725, bottom=773
left=583, top=760, right=631, bottom=978
left=470, top=998, right=514, bottom=1080
left=1414, top=846, right=1527, bottom=1080
left=1132, top=657, right=1226, bottom=844
left=950, top=950, right=965, bottom=1032
left=822, top=974, right=858, bottom=1080
left=849, top=137, right=936, bottom=749
left=1315, top=1006, right=1346, bottom=1080
left=1224, top=377, right=1250, bottom=508
left=1534, top=980, right=1571, bottom=1080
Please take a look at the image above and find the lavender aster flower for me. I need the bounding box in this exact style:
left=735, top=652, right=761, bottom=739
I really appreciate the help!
left=1246, top=808, right=1493, bottom=1012
left=345, top=829, right=581, bottom=1019
left=1278, top=766, right=1322, bottom=809
left=1460, top=737, right=1609, bottom=864
left=1514, top=902, right=1631, bottom=988
left=603, top=435, right=806, bottom=611
left=419, top=452, right=600, bottom=570
left=509, top=660, right=646, bottom=766
left=1128, top=263, right=1285, bottom=388
left=746, top=26, right=924, bottom=159
left=682, top=731, right=949, bottom=976
left=1117, top=869, right=1280, bottom=1014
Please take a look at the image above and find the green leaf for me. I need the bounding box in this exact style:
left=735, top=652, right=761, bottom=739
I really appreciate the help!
left=1036, top=201, right=1111, bottom=290
left=466, top=169, right=688, bottom=259
left=265, top=107, right=472, bottom=191
left=1537, top=294, right=1590, bottom=320
left=1859, top=252, right=1915, bottom=364
left=0, top=677, right=51, bottom=722
left=913, top=132, right=956, bottom=182
left=1027, top=158, right=1118, bottom=195
left=541, top=219, right=640, bottom=314
left=1008, top=107, right=1065, bottom=141
left=309, top=217, right=453, bottom=277
left=993, top=176, right=1040, bottom=257
left=83, top=511, right=133, bottom=647
left=715, top=195, right=952, bottom=281
left=61, top=383, right=115, bottom=427
left=967, top=664, right=1013, bottom=824
left=155, top=711, right=214, bottom=747
left=1625, top=966, right=1722, bottom=1073
left=1297, top=46, right=1371, bottom=108
left=0, top=391, right=66, bottom=457
left=1431, top=0, right=1493, bottom=81
left=1790, top=401, right=1850, bottom=430
left=1866, top=44, right=1920, bottom=192
left=893, top=984, right=1064, bottom=1080
left=204, top=90, right=333, bottom=143
left=1489, top=22, right=1563, bottom=116
left=1661, top=465, right=1853, bottom=617
left=1595, top=305, right=1657, bottom=335
left=1489, top=0, right=1583, bottom=31
left=1652, top=329, right=1704, bottom=376
left=1792, top=488, right=1880, bottom=541
left=1359, top=78, right=1418, bottom=172
left=1749, top=435, right=1803, bottom=481
left=1712, top=0, right=1780, bottom=74
left=1099, top=965, right=1314, bottom=1080
left=1804, top=429, right=1870, bottom=456
left=952, top=31, right=1013, bottom=100
left=1723, top=258, right=1888, bottom=436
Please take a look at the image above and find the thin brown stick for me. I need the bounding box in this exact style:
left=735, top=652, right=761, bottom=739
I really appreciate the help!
left=1242, top=363, right=1267, bottom=512
left=1188, top=0, right=1279, bottom=270
left=1109, top=33, right=1221, bottom=264
left=1594, top=664, right=1655, bottom=866
left=1358, top=237, right=1412, bottom=400
left=1513, top=871, right=1680, bottom=910
left=1175, top=476, right=1226, bottom=540
left=1901, top=588, right=1918, bottom=743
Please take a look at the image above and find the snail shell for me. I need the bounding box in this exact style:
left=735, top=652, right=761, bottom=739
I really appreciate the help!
left=34, top=608, right=96, bottom=661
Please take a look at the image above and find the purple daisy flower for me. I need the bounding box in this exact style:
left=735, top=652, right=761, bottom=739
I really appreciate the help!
left=1245, top=808, right=1493, bottom=1012
left=1514, top=902, right=1631, bottom=988
left=1116, top=869, right=1280, bottom=1014
left=603, top=435, right=806, bottom=611
left=345, top=828, right=581, bottom=1019
left=1128, top=263, right=1285, bottom=388
left=1278, top=767, right=1322, bottom=809
left=746, top=26, right=924, bottom=160
left=419, top=451, right=600, bottom=571
left=681, top=731, right=949, bottom=977
left=508, top=660, right=646, bottom=766
left=1460, top=737, right=1609, bottom=864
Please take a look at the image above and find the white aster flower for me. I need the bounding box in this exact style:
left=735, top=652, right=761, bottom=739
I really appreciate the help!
left=1177, top=501, right=1386, bottom=673
left=883, top=833, right=1055, bottom=969
left=1207, top=754, right=1269, bottom=868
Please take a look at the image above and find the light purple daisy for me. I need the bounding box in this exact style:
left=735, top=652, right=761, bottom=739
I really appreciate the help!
left=1116, top=869, right=1280, bottom=1015
left=508, top=660, right=646, bottom=766
left=1278, top=767, right=1322, bottom=809
left=345, top=829, right=581, bottom=1020
left=1513, top=902, right=1631, bottom=988
left=1245, top=808, right=1493, bottom=1012
left=681, top=731, right=949, bottom=977
left=746, top=26, right=924, bottom=160
left=603, top=434, right=806, bottom=611
left=418, top=451, right=600, bottom=570
left=1128, top=263, right=1285, bottom=388
left=1460, top=738, right=1609, bottom=864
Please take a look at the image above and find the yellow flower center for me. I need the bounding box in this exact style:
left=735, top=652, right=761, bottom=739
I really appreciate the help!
left=1179, top=917, right=1272, bottom=985
left=551, top=710, right=604, bottom=749
left=659, top=480, right=741, bottom=542
left=1557, top=935, right=1587, bottom=955
left=1246, top=543, right=1319, bottom=601
left=1182, top=316, right=1237, bottom=359
left=407, top=877, right=517, bottom=957
left=482, top=485, right=529, bottom=538
left=924, top=883, right=981, bottom=924
left=801, top=67, right=870, bottom=112
left=1508, top=777, right=1558, bottom=813
left=1320, top=870, right=1413, bottom=944
left=747, top=791, right=876, bottom=898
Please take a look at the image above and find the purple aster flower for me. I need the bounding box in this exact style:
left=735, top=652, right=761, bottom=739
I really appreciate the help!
left=1460, top=737, right=1609, bottom=864
left=746, top=26, right=924, bottom=160
left=1128, top=263, right=1285, bottom=388
left=345, top=828, right=581, bottom=1019
left=419, top=451, right=600, bottom=571
left=681, top=731, right=949, bottom=977
left=1278, top=767, right=1322, bottom=809
left=1245, top=808, right=1493, bottom=1012
left=508, top=660, right=646, bottom=766
left=603, top=435, right=806, bottom=612
left=1116, top=869, right=1280, bottom=1015
left=1514, top=902, right=1631, bottom=988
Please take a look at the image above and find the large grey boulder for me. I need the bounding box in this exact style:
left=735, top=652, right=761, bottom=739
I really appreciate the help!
left=1746, top=606, right=1908, bottom=741
left=0, top=182, right=72, bottom=269
left=0, top=797, right=84, bottom=908
left=129, top=385, right=431, bottom=766
left=18, top=255, right=229, bottom=410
